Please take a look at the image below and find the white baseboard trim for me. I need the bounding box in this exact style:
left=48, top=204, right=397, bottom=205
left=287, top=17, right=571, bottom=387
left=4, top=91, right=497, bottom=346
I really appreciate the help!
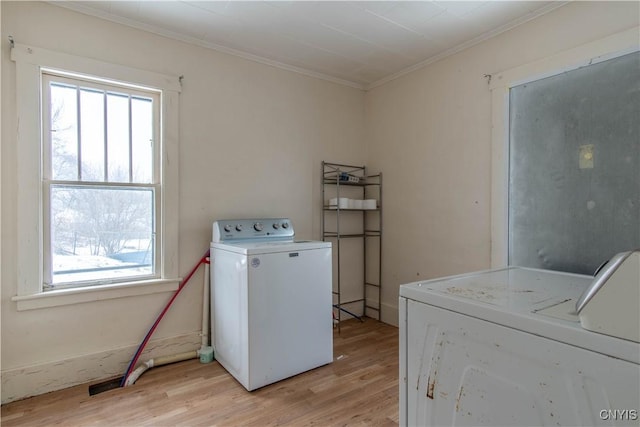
left=341, top=300, right=398, bottom=327
left=1, top=331, right=201, bottom=404
left=380, top=302, right=399, bottom=327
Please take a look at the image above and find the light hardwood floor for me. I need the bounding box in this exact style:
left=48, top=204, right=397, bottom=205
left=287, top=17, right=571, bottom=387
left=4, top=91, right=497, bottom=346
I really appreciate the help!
left=2, top=318, right=399, bottom=426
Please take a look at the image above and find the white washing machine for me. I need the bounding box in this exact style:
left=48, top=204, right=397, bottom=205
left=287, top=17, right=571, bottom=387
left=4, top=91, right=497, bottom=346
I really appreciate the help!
left=399, top=256, right=640, bottom=426
left=210, top=218, right=333, bottom=391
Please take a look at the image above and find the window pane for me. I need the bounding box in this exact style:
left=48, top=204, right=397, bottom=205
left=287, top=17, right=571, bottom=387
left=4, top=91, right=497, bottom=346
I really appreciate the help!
left=107, top=92, right=130, bottom=182
left=131, top=97, right=153, bottom=183
left=80, top=88, right=105, bottom=181
left=50, top=185, right=155, bottom=285
left=50, top=83, right=78, bottom=180
left=43, top=72, right=162, bottom=290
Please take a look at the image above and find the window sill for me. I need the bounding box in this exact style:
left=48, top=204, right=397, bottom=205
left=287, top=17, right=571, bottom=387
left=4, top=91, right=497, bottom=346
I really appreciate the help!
left=12, top=278, right=181, bottom=311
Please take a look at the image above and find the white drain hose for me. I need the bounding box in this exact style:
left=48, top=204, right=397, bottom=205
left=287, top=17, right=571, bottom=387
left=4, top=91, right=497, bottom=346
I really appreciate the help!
left=124, top=350, right=198, bottom=386
left=202, top=258, right=210, bottom=348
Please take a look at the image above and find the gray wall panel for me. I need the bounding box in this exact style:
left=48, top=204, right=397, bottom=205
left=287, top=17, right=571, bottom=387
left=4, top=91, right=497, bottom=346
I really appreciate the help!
left=509, top=52, right=639, bottom=275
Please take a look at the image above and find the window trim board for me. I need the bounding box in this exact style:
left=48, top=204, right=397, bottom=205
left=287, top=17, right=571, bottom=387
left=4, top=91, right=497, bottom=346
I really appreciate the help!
left=11, top=43, right=181, bottom=307
left=11, top=278, right=181, bottom=311
left=11, top=44, right=181, bottom=92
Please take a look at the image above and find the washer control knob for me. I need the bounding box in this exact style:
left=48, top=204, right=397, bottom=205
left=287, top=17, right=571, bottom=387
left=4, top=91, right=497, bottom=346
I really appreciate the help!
left=282, top=222, right=289, bottom=229
left=235, top=224, right=243, bottom=232
left=272, top=223, right=280, bottom=230
left=254, top=222, right=263, bottom=232
left=223, top=225, right=232, bottom=232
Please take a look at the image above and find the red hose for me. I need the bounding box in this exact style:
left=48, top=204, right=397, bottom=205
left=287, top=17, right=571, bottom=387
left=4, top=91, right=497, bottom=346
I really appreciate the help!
left=120, top=249, right=210, bottom=387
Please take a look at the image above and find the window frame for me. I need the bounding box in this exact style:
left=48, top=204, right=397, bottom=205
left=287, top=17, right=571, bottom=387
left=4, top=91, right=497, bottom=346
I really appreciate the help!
left=11, top=44, right=181, bottom=310
left=41, top=71, right=161, bottom=290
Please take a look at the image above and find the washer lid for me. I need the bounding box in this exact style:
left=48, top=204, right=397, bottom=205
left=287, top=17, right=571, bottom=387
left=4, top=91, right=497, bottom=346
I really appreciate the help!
left=400, top=267, right=638, bottom=364
left=401, top=267, right=588, bottom=313
left=211, top=239, right=331, bottom=255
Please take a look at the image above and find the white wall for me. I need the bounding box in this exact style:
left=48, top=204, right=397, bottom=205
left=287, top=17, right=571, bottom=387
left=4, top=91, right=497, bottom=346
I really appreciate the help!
left=1, top=1, right=365, bottom=403
left=365, top=1, right=640, bottom=326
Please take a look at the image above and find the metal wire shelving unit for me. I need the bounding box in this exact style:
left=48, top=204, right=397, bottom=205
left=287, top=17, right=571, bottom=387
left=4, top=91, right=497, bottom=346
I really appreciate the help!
left=321, top=161, right=382, bottom=332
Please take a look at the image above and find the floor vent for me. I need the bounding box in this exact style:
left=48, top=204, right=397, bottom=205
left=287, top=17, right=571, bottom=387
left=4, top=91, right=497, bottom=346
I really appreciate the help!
left=88, top=377, right=123, bottom=396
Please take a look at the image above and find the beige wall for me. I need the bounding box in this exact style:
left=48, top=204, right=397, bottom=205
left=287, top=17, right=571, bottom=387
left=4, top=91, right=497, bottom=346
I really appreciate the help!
left=1, top=1, right=364, bottom=402
left=365, top=1, right=640, bottom=325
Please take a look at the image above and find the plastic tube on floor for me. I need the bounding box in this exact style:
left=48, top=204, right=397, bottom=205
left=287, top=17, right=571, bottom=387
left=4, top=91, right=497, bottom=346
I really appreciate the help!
left=124, top=350, right=198, bottom=387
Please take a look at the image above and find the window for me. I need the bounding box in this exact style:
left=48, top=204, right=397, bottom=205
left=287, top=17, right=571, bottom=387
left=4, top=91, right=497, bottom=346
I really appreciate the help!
left=11, top=43, right=180, bottom=309
left=42, top=72, right=161, bottom=290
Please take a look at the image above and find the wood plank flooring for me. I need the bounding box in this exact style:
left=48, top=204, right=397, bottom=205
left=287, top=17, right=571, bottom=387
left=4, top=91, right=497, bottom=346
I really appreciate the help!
left=1, top=318, right=399, bottom=426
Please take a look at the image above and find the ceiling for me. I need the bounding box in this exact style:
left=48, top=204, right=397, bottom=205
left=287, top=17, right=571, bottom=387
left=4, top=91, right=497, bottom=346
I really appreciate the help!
left=52, top=1, right=566, bottom=90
